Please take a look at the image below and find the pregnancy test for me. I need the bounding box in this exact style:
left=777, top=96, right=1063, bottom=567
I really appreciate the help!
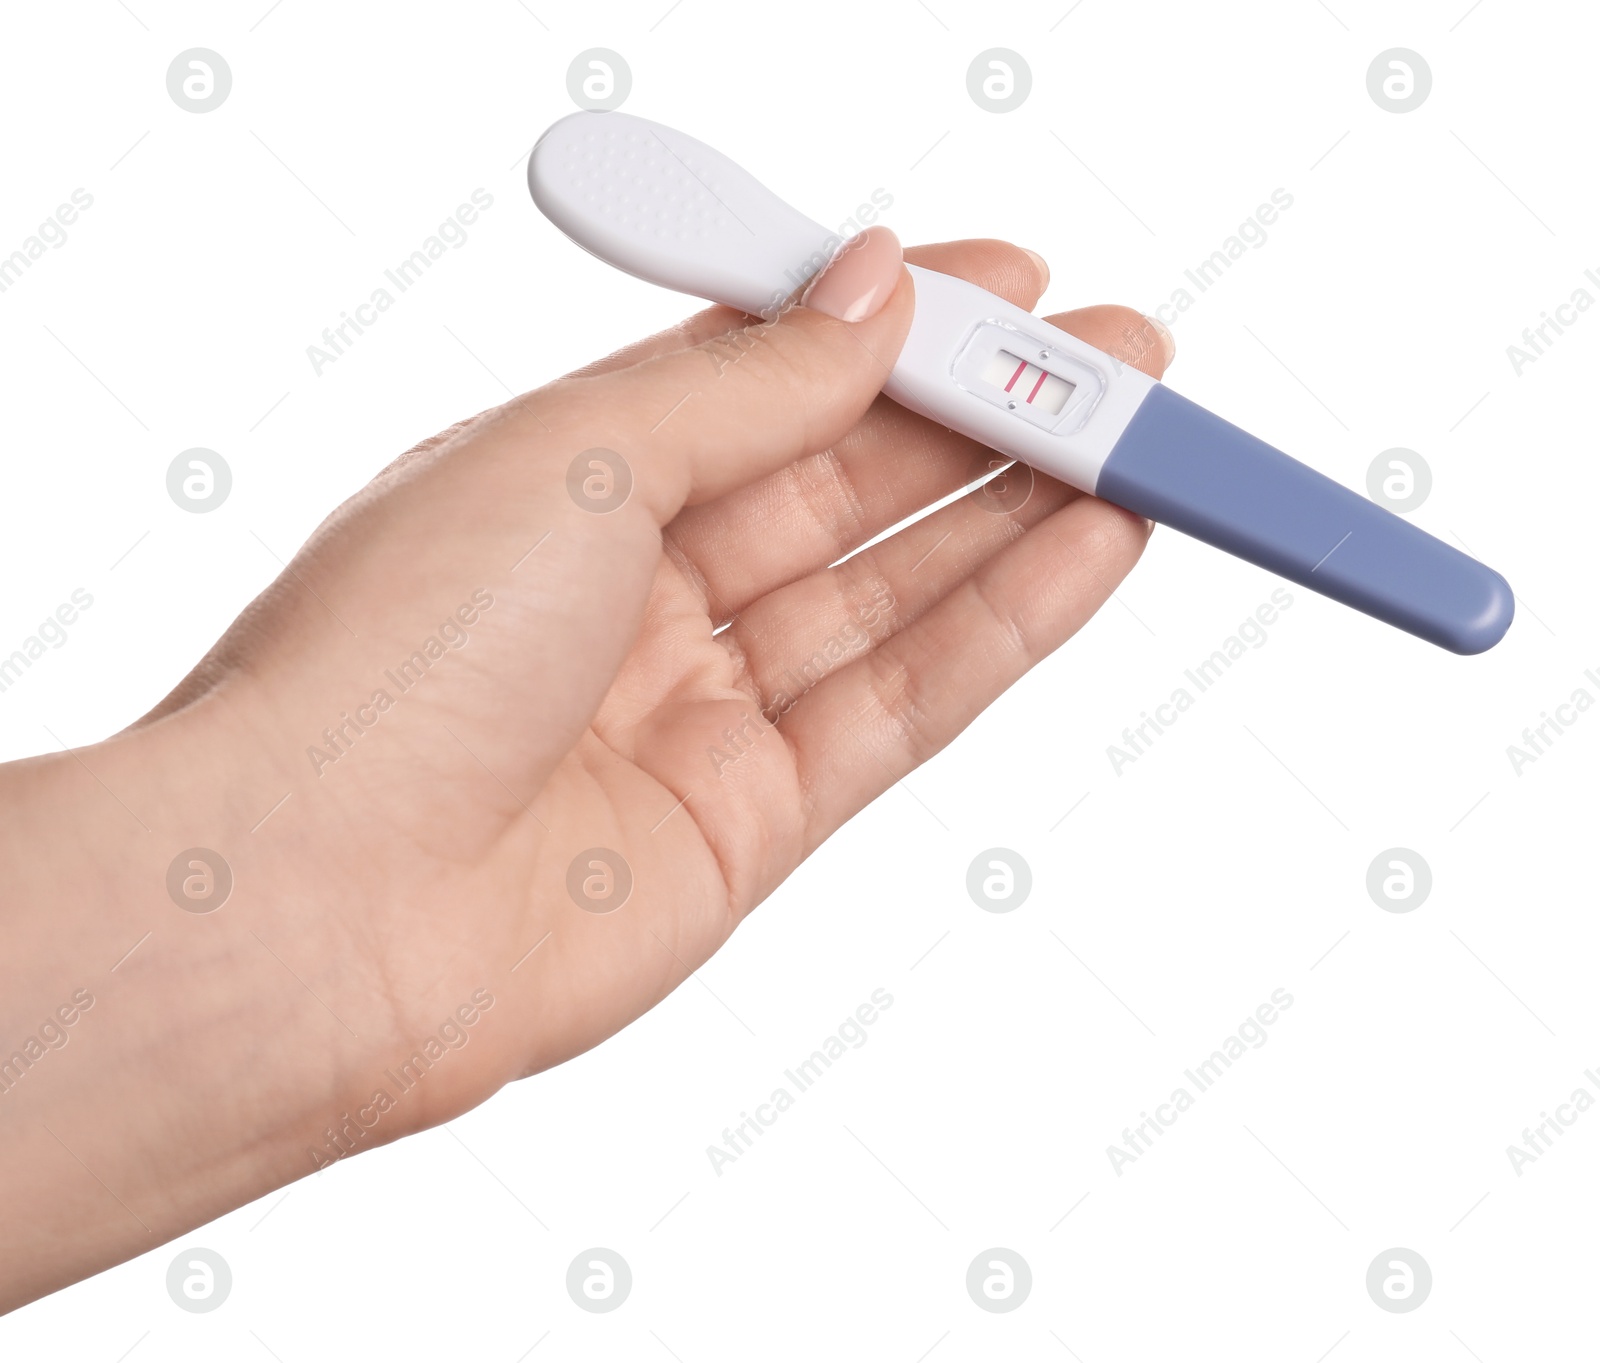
left=527, top=111, right=1513, bottom=654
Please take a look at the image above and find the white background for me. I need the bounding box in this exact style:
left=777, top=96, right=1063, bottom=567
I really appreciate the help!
left=1, top=0, right=1596, bottom=1358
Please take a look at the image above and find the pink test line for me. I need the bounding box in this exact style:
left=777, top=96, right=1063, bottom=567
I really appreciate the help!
left=1025, top=369, right=1049, bottom=404
left=1003, top=359, right=1028, bottom=393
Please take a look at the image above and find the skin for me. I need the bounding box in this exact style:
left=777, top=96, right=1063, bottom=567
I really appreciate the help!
left=0, top=236, right=1170, bottom=1312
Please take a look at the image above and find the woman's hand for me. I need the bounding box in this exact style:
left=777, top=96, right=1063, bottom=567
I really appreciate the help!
left=0, top=230, right=1171, bottom=1310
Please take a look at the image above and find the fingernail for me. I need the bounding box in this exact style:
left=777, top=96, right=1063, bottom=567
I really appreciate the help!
left=801, top=225, right=902, bottom=322
left=1023, top=248, right=1050, bottom=290
left=1143, top=313, right=1176, bottom=368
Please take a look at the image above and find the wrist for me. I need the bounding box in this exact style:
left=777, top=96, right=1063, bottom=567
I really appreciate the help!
left=0, top=703, right=403, bottom=1309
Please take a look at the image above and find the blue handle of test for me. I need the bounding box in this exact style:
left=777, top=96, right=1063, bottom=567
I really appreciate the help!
left=1095, top=385, right=1514, bottom=654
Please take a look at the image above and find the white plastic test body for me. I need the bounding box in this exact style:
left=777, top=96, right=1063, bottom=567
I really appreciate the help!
left=528, top=111, right=1513, bottom=654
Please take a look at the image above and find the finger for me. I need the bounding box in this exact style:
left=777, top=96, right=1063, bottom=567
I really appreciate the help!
left=564, top=239, right=1049, bottom=380
left=533, top=226, right=913, bottom=525
left=381, top=310, right=752, bottom=483
left=658, top=238, right=1049, bottom=616
left=668, top=299, right=1174, bottom=624
left=904, top=238, right=1049, bottom=308
left=563, top=238, right=1049, bottom=383
left=724, top=464, right=1080, bottom=705
left=560, top=304, right=753, bottom=379
left=779, top=494, right=1151, bottom=853
left=369, top=305, right=756, bottom=494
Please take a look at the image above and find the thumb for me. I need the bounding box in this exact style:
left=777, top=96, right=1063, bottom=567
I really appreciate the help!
left=545, top=225, right=911, bottom=524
